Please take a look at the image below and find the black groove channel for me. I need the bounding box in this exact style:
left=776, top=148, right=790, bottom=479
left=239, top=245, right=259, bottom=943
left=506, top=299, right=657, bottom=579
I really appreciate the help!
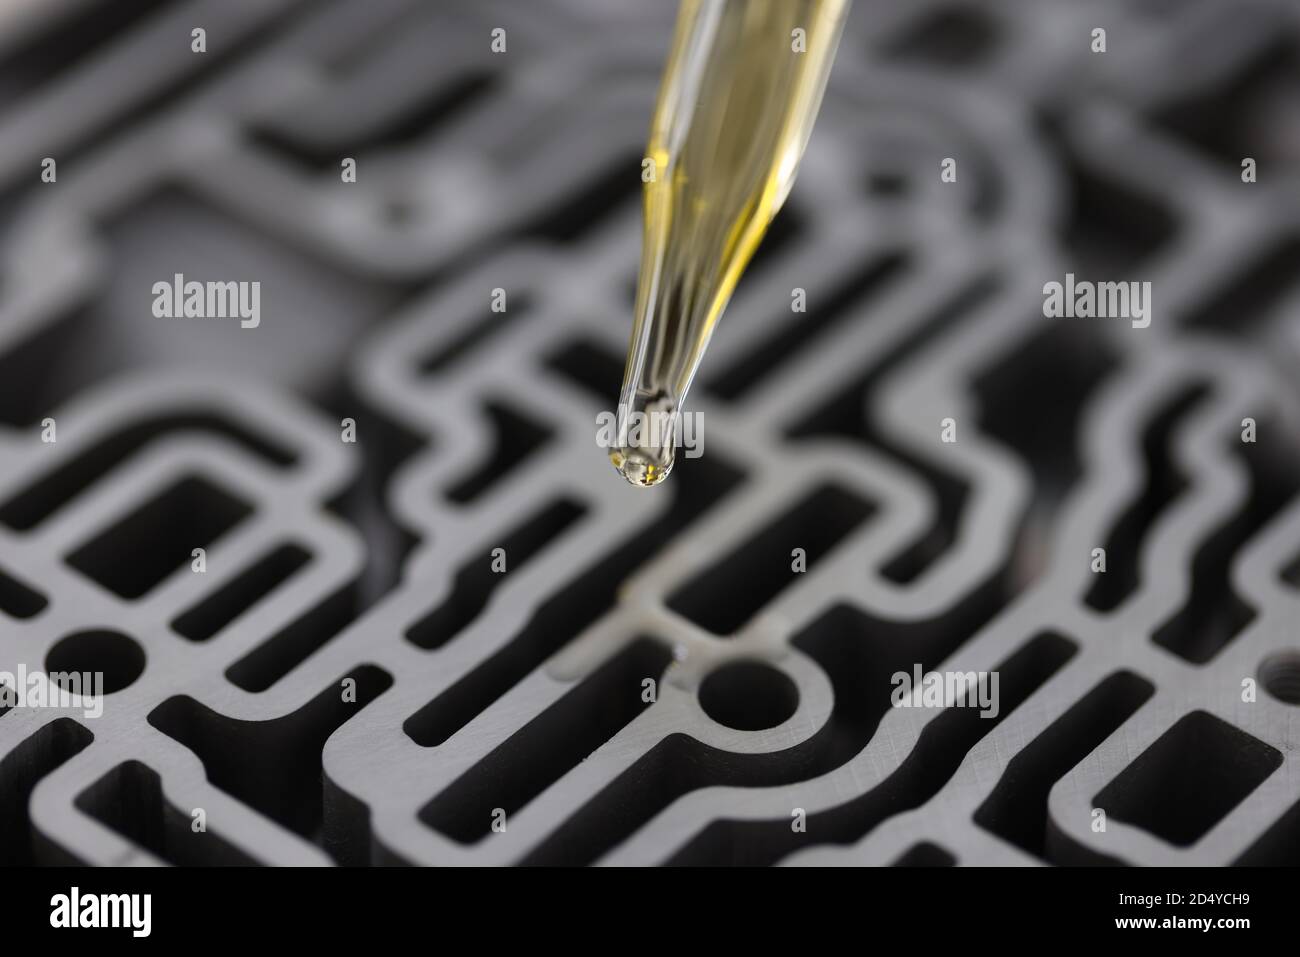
left=667, top=483, right=875, bottom=635
left=404, top=455, right=743, bottom=748
left=974, top=670, right=1154, bottom=860
left=1085, top=382, right=1210, bottom=612
left=520, top=585, right=1013, bottom=867
left=419, top=638, right=672, bottom=844
left=663, top=631, right=1076, bottom=866
left=788, top=275, right=1000, bottom=584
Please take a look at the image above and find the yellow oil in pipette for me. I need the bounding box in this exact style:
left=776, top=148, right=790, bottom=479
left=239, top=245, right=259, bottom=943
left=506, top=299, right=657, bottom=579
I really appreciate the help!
left=611, top=0, right=850, bottom=487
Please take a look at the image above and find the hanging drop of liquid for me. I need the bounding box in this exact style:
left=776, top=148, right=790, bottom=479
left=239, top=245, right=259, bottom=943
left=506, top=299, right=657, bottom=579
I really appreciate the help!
left=611, top=0, right=849, bottom=487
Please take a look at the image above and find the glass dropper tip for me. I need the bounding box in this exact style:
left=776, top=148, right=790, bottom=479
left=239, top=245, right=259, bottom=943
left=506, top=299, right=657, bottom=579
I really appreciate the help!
left=609, top=0, right=847, bottom=489
left=608, top=388, right=680, bottom=488
left=609, top=446, right=674, bottom=487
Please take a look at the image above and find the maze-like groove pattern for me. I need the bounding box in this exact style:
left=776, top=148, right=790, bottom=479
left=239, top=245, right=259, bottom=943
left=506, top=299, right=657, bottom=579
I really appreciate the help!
left=1, top=0, right=1300, bottom=866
